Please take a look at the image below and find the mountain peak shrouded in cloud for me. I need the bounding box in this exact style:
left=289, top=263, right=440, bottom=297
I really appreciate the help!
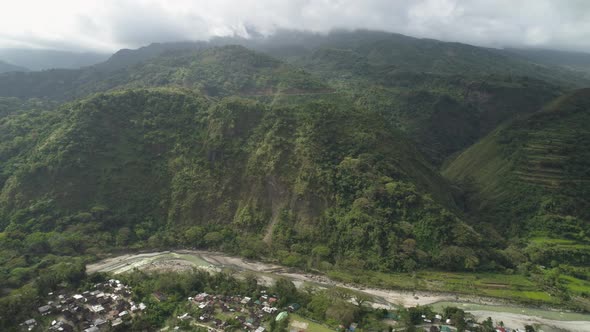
left=2, top=0, right=590, bottom=53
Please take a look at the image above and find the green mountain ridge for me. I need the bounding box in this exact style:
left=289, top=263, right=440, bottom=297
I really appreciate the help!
left=0, top=45, right=327, bottom=100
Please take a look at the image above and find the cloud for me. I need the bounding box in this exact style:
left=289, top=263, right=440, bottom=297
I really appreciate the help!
left=1, top=0, right=590, bottom=52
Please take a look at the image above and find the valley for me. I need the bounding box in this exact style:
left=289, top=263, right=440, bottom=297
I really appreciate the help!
left=87, top=250, right=590, bottom=331
left=1, top=28, right=590, bottom=331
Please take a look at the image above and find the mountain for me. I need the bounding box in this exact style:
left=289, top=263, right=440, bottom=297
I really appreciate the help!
left=0, top=60, right=28, bottom=73
left=0, top=48, right=108, bottom=70
left=0, top=87, right=486, bottom=276
left=23, top=30, right=586, bottom=87
left=230, top=30, right=590, bottom=88
left=443, top=89, right=590, bottom=266
left=0, top=45, right=327, bottom=100
left=0, top=31, right=578, bottom=164
left=504, top=48, right=590, bottom=78
left=96, top=41, right=208, bottom=71
left=348, top=74, right=562, bottom=165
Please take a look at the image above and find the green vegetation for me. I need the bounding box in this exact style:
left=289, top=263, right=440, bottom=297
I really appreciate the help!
left=443, top=89, right=590, bottom=309
left=0, top=87, right=478, bottom=276
left=443, top=89, right=590, bottom=251
left=0, top=45, right=327, bottom=101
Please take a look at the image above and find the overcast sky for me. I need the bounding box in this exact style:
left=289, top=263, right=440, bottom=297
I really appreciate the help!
left=2, top=0, right=590, bottom=53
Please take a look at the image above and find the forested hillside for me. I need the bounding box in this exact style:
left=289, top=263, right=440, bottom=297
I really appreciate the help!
left=1, top=86, right=484, bottom=275
left=0, top=45, right=326, bottom=100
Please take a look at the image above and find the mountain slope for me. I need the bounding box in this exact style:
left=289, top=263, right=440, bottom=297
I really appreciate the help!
left=0, top=60, right=28, bottom=73
left=443, top=89, right=590, bottom=265
left=504, top=48, right=590, bottom=78
left=0, top=45, right=327, bottom=100
left=352, top=75, right=562, bottom=165
left=240, top=30, right=590, bottom=88
left=0, top=88, right=492, bottom=276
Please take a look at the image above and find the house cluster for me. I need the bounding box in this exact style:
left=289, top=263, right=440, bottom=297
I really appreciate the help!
left=172, top=290, right=296, bottom=331
left=20, top=279, right=146, bottom=332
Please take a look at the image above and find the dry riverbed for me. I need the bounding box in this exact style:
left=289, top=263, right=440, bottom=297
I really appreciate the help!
left=86, top=250, right=590, bottom=331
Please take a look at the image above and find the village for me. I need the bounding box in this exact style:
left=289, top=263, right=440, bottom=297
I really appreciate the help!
left=168, top=290, right=298, bottom=332
left=17, top=276, right=535, bottom=332
left=20, top=279, right=145, bottom=332
left=18, top=278, right=305, bottom=332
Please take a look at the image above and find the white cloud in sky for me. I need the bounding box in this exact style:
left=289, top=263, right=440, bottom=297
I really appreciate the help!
left=1, top=0, right=590, bottom=52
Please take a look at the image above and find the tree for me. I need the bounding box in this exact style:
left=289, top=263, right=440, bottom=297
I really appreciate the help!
left=328, top=287, right=373, bottom=309
left=116, top=227, right=131, bottom=246
left=325, top=301, right=359, bottom=326
left=481, top=317, right=494, bottom=332
left=273, top=278, right=298, bottom=307
left=443, top=307, right=466, bottom=331
left=277, top=315, right=290, bottom=332
left=242, top=273, right=258, bottom=294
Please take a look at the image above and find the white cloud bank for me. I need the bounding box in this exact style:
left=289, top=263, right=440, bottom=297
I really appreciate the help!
left=1, top=0, right=590, bottom=52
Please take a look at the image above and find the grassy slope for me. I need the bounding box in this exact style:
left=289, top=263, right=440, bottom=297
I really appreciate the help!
left=443, top=89, right=590, bottom=266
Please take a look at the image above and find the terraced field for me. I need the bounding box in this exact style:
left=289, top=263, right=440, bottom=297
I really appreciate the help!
left=445, top=88, right=590, bottom=196
left=512, top=113, right=590, bottom=189
left=443, top=88, right=590, bottom=267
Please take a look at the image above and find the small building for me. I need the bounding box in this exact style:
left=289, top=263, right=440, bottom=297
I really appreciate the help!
left=195, top=292, right=209, bottom=302
left=90, top=305, right=105, bottom=313
left=112, top=318, right=124, bottom=327
left=94, top=318, right=107, bottom=327
left=22, top=319, right=37, bottom=331
left=153, top=292, right=168, bottom=302
left=177, top=313, right=190, bottom=321
left=263, top=306, right=278, bottom=314
left=38, top=305, right=52, bottom=315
